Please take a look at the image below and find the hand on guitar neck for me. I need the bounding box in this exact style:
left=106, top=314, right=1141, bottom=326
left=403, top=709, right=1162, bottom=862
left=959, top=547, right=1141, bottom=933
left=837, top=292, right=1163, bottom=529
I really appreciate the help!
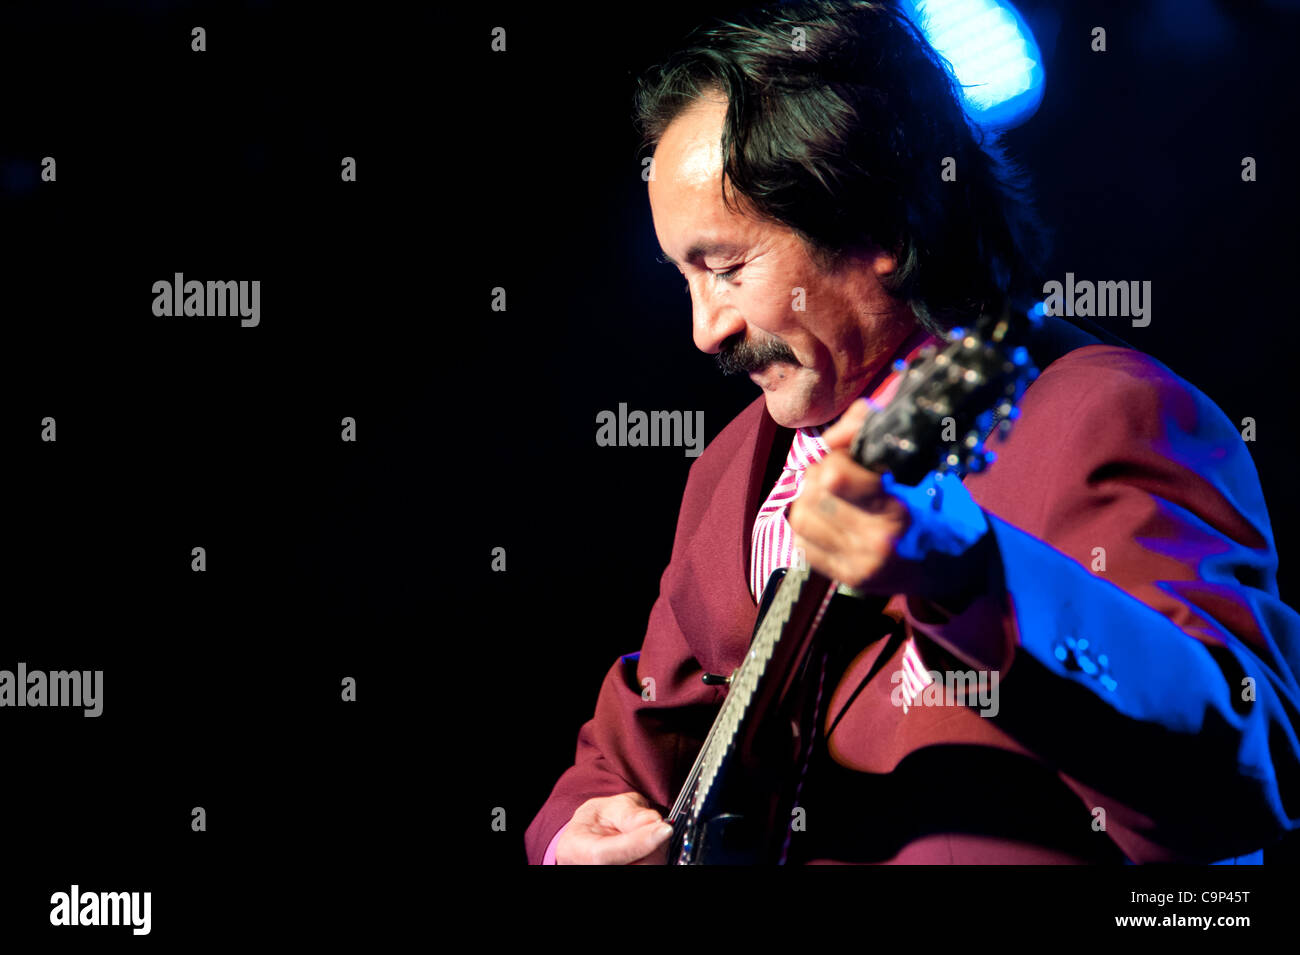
left=788, top=396, right=993, bottom=611
left=554, top=792, right=673, bottom=865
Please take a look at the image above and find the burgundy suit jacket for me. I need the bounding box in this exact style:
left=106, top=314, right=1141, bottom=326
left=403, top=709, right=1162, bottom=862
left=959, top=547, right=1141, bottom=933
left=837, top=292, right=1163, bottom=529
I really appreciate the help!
left=526, top=327, right=1300, bottom=864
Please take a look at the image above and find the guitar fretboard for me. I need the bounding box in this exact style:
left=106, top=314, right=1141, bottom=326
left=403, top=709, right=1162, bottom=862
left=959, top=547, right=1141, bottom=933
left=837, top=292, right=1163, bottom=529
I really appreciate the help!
left=674, top=563, right=837, bottom=822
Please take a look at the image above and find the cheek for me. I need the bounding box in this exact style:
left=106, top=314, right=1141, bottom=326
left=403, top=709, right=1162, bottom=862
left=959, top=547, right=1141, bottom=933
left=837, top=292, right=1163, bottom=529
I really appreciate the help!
left=740, top=272, right=802, bottom=333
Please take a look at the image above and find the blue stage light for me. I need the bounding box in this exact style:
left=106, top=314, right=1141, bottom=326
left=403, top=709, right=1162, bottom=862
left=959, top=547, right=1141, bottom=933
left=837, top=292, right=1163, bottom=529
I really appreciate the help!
left=900, top=0, right=1045, bottom=128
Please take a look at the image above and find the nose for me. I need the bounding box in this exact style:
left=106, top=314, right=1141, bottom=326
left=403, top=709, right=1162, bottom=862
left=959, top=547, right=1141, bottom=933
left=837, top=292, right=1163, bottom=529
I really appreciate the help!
left=689, top=278, right=746, bottom=355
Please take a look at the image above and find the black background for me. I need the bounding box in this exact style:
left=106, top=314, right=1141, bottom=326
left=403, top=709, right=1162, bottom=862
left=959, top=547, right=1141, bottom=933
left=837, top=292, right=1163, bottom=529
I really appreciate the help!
left=0, top=0, right=1296, bottom=939
left=0, top=0, right=431, bottom=941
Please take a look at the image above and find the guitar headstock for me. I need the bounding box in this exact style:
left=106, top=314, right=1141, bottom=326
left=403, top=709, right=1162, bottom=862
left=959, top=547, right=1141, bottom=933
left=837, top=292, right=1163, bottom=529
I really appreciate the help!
left=849, top=308, right=1040, bottom=485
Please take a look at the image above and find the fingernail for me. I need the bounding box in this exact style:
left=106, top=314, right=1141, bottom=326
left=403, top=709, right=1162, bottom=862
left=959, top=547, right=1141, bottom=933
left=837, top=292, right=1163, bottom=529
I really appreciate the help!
left=657, top=824, right=674, bottom=839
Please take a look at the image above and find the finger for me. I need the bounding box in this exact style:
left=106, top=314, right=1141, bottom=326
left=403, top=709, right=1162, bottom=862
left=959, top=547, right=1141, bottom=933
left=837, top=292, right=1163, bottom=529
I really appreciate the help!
left=791, top=470, right=893, bottom=556
left=789, top=485, right=856, bottom=558
left=803, top=452, right=886, bottom=508
left=793, top=522, right=872, bottom=583
left=820, top=397, right=877, bottom=450
left=796, top=485, right=907, bottom=555
left=589, top=821, right=674, bottom=866
left=790, top=486, right=906, bottom=582
left=602, top=795, right=661, bottom=832
left=791, top=531, right=839, bottom=582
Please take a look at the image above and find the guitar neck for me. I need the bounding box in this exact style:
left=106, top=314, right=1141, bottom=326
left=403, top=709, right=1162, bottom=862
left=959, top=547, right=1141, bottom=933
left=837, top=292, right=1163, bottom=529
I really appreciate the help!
left=669, top=564, right=838, bottom=823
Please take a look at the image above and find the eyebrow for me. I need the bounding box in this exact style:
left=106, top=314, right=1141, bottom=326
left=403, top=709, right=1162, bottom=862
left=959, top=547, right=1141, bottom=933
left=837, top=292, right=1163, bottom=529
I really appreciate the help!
left=657, top=241, right=744, bottom=267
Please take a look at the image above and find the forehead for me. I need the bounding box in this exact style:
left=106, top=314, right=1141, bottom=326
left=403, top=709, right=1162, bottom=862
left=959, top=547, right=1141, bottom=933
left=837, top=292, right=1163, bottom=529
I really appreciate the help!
left=655, top=98, right=727, bottom=187
left=649, top=98, right=754, bottom=244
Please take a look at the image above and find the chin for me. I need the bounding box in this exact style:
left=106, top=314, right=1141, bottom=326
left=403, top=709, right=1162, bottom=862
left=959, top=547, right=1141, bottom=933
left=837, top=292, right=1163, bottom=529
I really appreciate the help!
left=755, top=367, right=825, bottom=428
left=762, top=392, right=823, bottom=430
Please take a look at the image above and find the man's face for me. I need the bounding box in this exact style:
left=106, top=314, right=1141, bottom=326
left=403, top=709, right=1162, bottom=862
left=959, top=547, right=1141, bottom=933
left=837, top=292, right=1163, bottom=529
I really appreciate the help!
left=648, top=97, right=914, bottom=430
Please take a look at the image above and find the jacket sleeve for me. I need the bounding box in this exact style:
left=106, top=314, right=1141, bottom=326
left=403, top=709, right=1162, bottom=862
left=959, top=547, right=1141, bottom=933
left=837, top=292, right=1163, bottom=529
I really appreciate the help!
left=522, top=442, right=750, bottom=864
left=904, top=348, right=1300, bottom=862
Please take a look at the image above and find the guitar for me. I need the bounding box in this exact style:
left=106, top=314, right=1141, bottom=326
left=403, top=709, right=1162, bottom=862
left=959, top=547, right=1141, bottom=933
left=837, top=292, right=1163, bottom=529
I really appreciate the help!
left=665, top=307, right=1041, bottom=864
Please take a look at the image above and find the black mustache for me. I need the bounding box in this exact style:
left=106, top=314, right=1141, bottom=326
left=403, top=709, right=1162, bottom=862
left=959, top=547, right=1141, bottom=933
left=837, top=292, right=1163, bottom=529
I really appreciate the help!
left=716, top=335, right=798, bottom=375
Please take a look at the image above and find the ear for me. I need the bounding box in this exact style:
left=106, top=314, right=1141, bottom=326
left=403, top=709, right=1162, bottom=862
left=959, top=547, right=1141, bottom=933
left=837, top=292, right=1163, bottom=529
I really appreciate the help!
left=869, top=248, right=898, bottom=277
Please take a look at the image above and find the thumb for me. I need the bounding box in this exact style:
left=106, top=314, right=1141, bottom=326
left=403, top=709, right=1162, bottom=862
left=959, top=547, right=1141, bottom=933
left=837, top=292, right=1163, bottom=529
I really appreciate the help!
left=821, top=397, right=878, bottom=450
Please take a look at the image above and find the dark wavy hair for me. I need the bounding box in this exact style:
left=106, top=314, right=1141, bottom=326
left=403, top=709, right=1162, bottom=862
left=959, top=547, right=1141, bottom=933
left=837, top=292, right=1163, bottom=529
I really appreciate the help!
left=635, top=0, right=1046, bottom=334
